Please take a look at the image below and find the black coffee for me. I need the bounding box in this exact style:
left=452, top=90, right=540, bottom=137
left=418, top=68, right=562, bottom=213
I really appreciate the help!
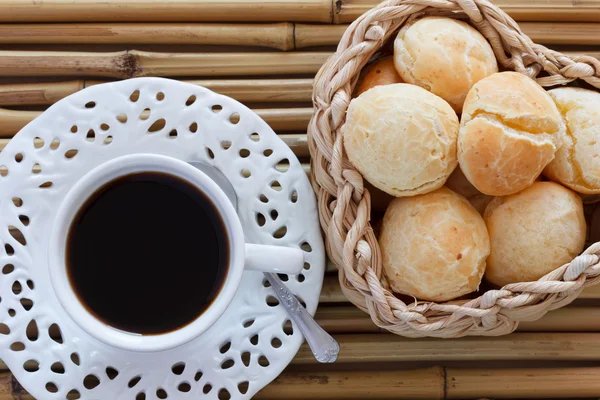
left=66, top=171, right=229, bottom=335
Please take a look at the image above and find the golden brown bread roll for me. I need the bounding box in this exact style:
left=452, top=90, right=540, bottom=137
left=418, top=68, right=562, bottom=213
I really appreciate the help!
left=380, top=187, right=490, bottom=301
left=458, top=72, right=564, bottom=196
left=544, top=87, right=600, bottom=194
left=343, top=83, right=459, bottom=197
left=484, top=181, right=586, bottom=287
left=445, top=167, right=493, bottom=214
left=393, top=16, right=498, bottom=113
left=354, top=57, right=403, bottom=97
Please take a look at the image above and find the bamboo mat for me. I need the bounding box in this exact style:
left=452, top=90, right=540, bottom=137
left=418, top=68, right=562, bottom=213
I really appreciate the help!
left=2, top=1, right=600, bottom=399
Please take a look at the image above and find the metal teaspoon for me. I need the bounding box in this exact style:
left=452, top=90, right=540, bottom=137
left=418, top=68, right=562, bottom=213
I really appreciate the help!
left=189, top=161, right=339, bottom=363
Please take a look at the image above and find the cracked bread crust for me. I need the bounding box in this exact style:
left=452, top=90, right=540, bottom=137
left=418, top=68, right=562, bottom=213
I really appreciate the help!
left=343, top=83, right=459, bottom=197
left=483, top=181, right=586, bottom=287
left=354, top=57, right=403, bottom=97
left=458, top=72, right=565, bottom=196
left=379, top=187, right=490, bottom=302
left=544, top=87, right=600, bottom=194
left=393, top=16, right=498, bottom=113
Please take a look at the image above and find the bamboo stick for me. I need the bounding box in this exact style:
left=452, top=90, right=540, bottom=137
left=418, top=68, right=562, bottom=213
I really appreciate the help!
left=0, top=368, right=444, bottom=400
left=0, top=80, right=84, bottom=106
left=0, top=0, right=597, bottom=24
left=0, top=51, right=331, bottom=78
left=131, top=51, right=329, bottom=78
left=446, top=367, right=600, bottom=398
left=0, top=0, right=332, bottom=23
left=315, top=306, right=600, bottom=334
left=256, top=108, right=311, bottom=131
left=2, top=367, right=600, bottom=399
left=184, top=78, right=313, bottom=103
left=0, top=23, right=295, bottom=51
left=520, top=22, right=600, bottom=45
left=0, top=79, right=314, bottom=106
left=333, top=0, right=600, bottom=23
left=256, top=367, right=445, bottom=399
left=0, top=81, right=85, bottom=106
left=3, top=22, right=600, bottom=49
left=0, top=110, right=39, bottom=136
left=278, top=134, right=310, bottom=158
left=0, top=51, right=132, bottom=79
left=293, top=333, right=600, bottom=364
left=1, top=50, right=598, bottom=79
left=0, top=107, right=310, bottom=135
left=295, top=22, right=600, bottom=48
left=295, top=24, right=346, bottom=48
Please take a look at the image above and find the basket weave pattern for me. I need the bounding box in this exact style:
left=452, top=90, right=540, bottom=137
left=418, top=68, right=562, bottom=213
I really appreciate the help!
left=308, top=0, right=600, bottom=337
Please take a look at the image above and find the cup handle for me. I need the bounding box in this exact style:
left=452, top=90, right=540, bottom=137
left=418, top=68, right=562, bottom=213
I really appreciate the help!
left=244, top=243, right=304, bottom=274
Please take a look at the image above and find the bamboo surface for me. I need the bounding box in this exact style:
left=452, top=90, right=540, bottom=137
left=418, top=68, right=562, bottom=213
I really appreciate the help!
left=3, top=2, right=600, bottom=400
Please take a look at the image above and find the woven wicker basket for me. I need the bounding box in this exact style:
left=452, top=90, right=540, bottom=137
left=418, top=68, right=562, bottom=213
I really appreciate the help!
left=308, top=0, right=600, bottom=338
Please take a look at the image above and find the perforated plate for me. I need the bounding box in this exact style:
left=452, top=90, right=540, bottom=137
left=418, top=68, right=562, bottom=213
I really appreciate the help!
left=0, top=78, right=324, bottom=400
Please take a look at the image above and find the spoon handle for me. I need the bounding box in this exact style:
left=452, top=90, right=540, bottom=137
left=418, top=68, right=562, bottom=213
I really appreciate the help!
left=185, top=163, right=338, bottom=362
left=264, top=272, right=339, bottom=363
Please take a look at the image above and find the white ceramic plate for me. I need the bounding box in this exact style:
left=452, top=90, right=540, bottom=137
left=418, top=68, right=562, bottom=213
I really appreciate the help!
left=0, top=78, right=324, bottom=400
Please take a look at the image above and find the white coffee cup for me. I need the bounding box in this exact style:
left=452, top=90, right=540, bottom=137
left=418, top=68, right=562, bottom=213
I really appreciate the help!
left=49, top=154, right=304, bottom=352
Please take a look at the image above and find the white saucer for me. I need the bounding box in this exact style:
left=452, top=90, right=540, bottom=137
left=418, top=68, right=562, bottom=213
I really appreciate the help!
left=0, top=78, right=324, bottom=399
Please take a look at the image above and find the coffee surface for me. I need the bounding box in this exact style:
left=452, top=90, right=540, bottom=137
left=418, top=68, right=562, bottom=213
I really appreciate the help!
left=66, top=171, right=229, bottom=335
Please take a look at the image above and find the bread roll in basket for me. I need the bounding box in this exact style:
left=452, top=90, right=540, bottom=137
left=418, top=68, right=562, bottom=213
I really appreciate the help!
left=307, top=0, right=600, bottom=337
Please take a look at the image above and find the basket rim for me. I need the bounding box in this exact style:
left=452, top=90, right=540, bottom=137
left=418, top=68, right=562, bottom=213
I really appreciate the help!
left=307, top=0, right=600, bottom=338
